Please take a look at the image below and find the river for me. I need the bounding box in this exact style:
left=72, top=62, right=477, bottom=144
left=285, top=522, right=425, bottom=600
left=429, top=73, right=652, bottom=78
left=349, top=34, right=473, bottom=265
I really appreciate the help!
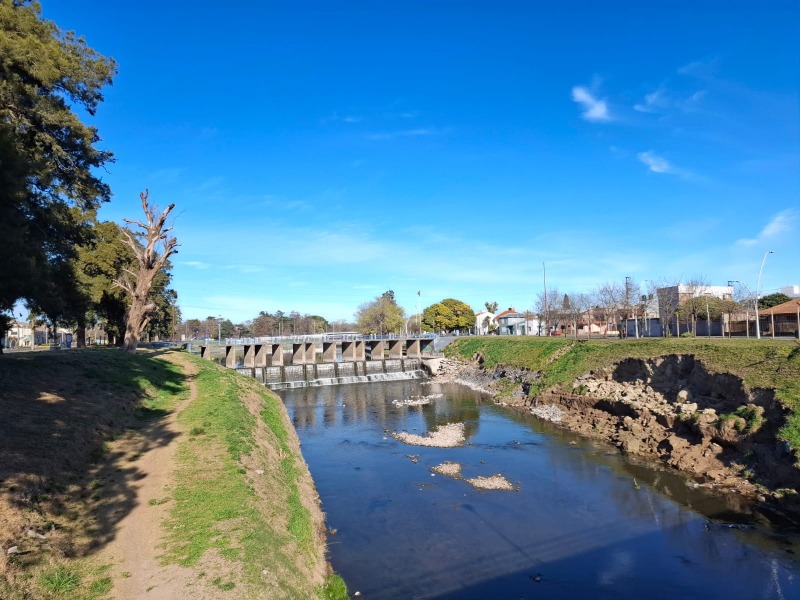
left=279, top=379, right=800, bottom=600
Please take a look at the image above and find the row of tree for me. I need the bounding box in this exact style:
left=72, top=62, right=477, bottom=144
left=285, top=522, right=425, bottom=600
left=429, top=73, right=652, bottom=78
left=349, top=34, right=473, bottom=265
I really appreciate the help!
left=1, top=2, right=177, bottom=351
left=532, top=278, right=793, bottom=338
left=179, top=279, right=792, bottom=342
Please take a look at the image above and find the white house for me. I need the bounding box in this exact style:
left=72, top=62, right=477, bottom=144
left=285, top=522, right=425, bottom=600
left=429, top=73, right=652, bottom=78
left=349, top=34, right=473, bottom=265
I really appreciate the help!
left=474, top=311, right=496, bottom=335
left=494, top=307, right=541, bottom=336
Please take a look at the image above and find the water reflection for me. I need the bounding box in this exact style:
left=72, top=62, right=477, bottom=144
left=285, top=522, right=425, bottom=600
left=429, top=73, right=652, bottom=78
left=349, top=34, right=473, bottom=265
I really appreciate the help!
left=279, top=380, right=800, bottom=600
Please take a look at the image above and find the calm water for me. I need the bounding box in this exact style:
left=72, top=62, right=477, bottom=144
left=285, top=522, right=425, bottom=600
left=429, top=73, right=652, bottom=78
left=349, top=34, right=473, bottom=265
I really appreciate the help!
left=279, top=380, right=800, bottom=600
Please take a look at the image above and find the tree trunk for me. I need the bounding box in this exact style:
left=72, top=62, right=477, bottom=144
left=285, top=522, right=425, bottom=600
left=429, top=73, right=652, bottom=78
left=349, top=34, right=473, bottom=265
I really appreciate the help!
left=76, top=316, right=86, bottom=348
left=115, top=190, right=178, bottom=353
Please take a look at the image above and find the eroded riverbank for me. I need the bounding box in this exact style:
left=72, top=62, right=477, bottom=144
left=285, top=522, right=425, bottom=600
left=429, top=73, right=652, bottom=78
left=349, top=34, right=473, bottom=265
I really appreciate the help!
left=426, top=351, right=800, bottom=523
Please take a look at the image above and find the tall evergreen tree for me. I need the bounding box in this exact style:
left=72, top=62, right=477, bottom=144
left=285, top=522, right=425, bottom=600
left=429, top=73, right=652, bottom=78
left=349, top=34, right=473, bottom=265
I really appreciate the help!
left=0, top=0, right=116, bottom=313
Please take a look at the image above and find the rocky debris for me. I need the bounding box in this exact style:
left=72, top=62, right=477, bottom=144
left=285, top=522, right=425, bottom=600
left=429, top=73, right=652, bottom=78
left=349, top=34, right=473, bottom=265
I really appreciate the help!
left=530, top=404, right=563, bottom=422
left=393, top=423, right=466, bottom=448
left=392, top=393, right=443, bottom=407
left=431, top=461, right=463, bottom=478
left=466, top=474, right=515, bottom=491
left=422, top=357, right=497, bottom=395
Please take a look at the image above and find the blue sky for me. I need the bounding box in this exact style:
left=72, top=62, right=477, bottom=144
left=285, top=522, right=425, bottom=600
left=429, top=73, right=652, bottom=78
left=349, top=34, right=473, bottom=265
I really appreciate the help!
left=42, top=1, right=799, bottom=323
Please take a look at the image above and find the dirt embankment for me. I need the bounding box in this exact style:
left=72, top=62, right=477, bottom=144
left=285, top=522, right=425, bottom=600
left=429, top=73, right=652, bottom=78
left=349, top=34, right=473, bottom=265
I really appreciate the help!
left=431, top=354, right=800, bottom=521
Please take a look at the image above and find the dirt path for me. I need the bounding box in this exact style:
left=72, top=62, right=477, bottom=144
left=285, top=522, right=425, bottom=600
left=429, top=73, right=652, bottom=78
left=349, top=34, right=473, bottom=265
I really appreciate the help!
left=98, top=353, right=204, bottom=599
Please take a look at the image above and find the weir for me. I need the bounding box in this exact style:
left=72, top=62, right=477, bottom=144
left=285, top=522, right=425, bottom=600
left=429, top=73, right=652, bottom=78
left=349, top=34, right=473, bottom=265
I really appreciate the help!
left=236, top=358, right=426, bottom=390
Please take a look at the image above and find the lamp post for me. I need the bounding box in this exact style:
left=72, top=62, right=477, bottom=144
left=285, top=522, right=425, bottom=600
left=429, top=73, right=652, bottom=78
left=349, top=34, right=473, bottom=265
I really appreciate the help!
left=755, top=251, right=774, bottom=339
left=543, top=262, right=548, bottom=336
left=642, top=280, right=653, bottom=336
left=417, top=290, right=421, bottom=335
left=625, top=276, right=638, bottom=339
left=217, top=316, right=223, bottom=342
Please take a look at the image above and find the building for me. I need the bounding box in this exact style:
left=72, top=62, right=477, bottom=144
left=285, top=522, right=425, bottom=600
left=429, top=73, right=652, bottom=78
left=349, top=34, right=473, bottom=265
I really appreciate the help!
left=656, top=284, right=734, bottom=337
left=495, top=307, right=540, bottom=335
left=781, top=285, right=800, bottom=299
left=760, top=298, right=800, bottom=338
left=474, top=310, right=496, bottom=335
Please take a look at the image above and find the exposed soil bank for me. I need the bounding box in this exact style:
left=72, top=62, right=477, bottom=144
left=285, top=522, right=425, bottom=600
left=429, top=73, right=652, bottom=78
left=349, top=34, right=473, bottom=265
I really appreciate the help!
left=425, top=354, right=800, bottom=523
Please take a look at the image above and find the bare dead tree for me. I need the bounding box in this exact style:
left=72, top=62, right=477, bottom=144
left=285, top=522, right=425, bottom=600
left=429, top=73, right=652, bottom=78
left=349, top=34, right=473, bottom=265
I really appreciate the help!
left=114, top=190, right=179, bottom=352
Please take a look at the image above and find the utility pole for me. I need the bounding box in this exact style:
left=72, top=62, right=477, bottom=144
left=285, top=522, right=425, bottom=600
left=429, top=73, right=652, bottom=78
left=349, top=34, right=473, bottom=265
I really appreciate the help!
left=755, top=250, right=773, bottom=339
left=417, top=290, right=421, bottom=335
left=543, top=262, right=548, bottom=336
left=625, top=276, right=631, bottom=339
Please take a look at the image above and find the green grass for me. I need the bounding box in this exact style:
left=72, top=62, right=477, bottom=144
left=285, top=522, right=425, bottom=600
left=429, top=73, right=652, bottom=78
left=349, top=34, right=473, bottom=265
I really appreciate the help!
left=319, top=574, right=349, bottom=600
left=40, top=568, right=80, bottom=594
left=261, top=396, right=315, bottom=551
left=163, top=364, right=259, bottom=567
left=162, top=354, right=333, bottom=598
left=446, top=337, right=800, bottom=452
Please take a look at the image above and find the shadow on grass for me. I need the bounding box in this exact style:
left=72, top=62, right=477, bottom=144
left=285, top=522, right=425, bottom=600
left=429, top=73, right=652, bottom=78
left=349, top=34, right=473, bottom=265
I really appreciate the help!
left=0, top=348, right=186, bottom=567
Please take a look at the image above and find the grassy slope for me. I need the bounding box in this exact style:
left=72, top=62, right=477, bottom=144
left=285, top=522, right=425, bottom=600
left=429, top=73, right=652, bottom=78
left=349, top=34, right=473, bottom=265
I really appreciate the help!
left=162, top=352, right=345, bottom=598
left=0, top=349, right=345, bottom=600
left=446, top=337, right=800, bottom=450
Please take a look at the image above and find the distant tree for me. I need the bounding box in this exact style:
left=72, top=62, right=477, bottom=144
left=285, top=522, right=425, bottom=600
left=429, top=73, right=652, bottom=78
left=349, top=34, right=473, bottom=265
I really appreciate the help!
left=406, top=315, right=421, bottom=334
left=251, top=312, right=276, bottom=336
left=562, top=292, right=592, bottom=338
left=422, top=298, right=474, bottom=333
left=535, top=287, right=561, bottom=335
left=302, top=314, right=328, bottom=334
left=484, top=301, right=498, bottom=313
left=355, top=291, right=405, bottom=334
left=676, top=276, right=711, bottom=335
left=330, top=318, right=356, bottom=333
left=219, top=319, right=236, bottom=339
left=592, top=282, right=626, bottom=336
left=758, top=293, right=791, bottom=309
left=115, top=191, right=179, bottom=352
left=184, top=318, right=202, bottom=339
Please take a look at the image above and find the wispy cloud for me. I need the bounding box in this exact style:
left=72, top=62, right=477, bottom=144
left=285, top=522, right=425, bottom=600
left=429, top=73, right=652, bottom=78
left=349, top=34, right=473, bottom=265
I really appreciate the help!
left=634, top=89, right=667, bottom=113
left=736, top=209, right=798, bottom=247
left=365, top=128, right=439, bottom=141
left=634, top=87, right=706, bottom=115
left=182, top=260, right=212, bottom=270
left=677, top=58, right=719, bottom=80
left=571, top=85, right=611, bottom=122
left=637, top=151, right=697, bottom=180
left=637, top=151, right=674, bottom=174
left=322, top=111, right=363, bottom=124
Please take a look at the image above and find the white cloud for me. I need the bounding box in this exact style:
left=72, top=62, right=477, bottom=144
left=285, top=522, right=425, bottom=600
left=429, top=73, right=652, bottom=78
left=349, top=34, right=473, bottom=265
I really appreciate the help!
left=571, top=86, right=611, bottom=122
left=634, top=87, right=706, bottom=115
left=637, top=151, right=674, bottom=174
left=736, top=209, right=798, bottom=247
left=365, top=128, right=438, bottom=141
left=636, top=151, right=701, bottom=182
left=182, top=260, right=212, bottom=270
left=634, top=89, right=667, bottom=113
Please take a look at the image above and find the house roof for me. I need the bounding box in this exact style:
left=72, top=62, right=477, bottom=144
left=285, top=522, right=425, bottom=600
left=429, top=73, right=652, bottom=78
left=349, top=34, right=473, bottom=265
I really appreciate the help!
left=494, top=308, right=517, bottom=319
left=762, top=298, right=800, bottom=316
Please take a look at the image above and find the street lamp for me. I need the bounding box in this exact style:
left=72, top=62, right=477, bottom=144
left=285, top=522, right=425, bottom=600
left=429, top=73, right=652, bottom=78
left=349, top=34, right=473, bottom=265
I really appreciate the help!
left=417, top=290, right=422, bottom=336
left=728, top=280, right=742, bottom=338
left=217, top=316, right=223, bottom=342
left=625, top=276, right=639, bottom=339
left=755, top=251, right=774, bottom=340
